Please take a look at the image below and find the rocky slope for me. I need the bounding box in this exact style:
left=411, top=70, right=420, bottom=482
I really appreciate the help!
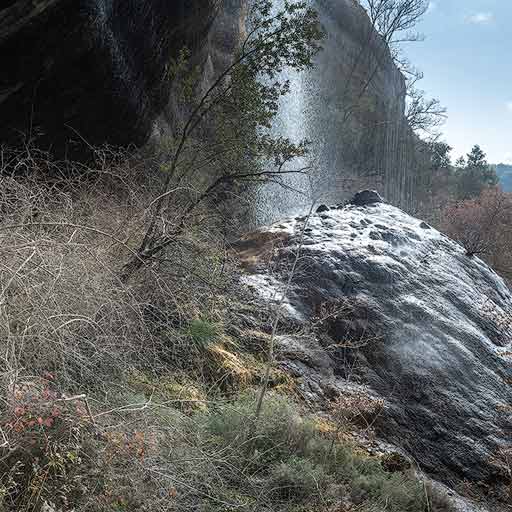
left=236, top=192, right=512, bottom=488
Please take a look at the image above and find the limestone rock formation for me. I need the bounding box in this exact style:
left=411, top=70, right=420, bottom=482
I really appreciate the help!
left=1, top=0, right=427, bottom=212
left=305, top=0, right=429, bottom=209
left=154, top=0, right=246, bottom=141
left=253, top=0, right=430, bottom=221
left=236, top=196, right=512, bottom=486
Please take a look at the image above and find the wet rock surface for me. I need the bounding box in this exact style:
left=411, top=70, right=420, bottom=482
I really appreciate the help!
left=237, top=199, right=512, bottom=487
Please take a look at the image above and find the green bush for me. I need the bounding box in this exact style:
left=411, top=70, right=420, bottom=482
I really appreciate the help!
left=193, top=392, right=439, bottom=512
left=201, top=392, right=318, bottom=469
left=350, top=473, right=424, bottom=511
left=267, top=457, right=330, bottom=501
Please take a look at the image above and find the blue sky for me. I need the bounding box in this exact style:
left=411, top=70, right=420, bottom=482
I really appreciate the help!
left=403, top=0, right=512, bottom=164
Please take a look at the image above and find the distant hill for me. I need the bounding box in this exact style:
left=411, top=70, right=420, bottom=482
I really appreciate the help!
left=495, top=164, right=512, bottom=192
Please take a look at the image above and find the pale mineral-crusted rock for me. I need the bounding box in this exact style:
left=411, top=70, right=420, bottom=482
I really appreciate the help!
left=237, top=196, right=512, bottom=486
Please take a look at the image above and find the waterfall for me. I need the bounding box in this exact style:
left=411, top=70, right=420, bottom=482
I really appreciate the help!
left=252, top=0, right=315, bottom=224
left=250, top=0, right=427, bottom=224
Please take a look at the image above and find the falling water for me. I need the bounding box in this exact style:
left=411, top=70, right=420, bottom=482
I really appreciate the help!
left=250, top=0, right=429, bottom=225
left=252, top=0, right=315, bottom=224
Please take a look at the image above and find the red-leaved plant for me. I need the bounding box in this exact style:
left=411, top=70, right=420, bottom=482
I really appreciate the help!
left=0, top=375, right=92, bottom=511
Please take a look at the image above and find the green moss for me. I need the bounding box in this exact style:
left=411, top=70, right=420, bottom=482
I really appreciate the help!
left=126, top=370, right=207, bottom=412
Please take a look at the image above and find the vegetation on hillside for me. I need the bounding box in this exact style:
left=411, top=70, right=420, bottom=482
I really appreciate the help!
left=0, top=146, right=458, bottom=512
left=416, top=142, right=512, bottom=284
left=440, top=187, right=512, bottom=281
left=494, top=164, right=512, bottom=192
left=0, top=3, right=449, bottom=508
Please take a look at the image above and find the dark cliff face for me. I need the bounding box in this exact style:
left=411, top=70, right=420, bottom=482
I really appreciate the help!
left=154, top=0, right=246, bottom=141
left=0, top=0, right=215, bottom=155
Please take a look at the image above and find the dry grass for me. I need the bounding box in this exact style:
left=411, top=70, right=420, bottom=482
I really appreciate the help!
left=0, top=145, right=239, bottom=392
left=0, top=144, right=257, bottom=510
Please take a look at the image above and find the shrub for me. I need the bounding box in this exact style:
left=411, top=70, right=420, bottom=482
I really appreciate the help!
left=440, top=187, right=512, bottom=282
left=0, top=145, right=238, bottom=394
left=0, top=377, right=93, bottom=511
left=186, top=319, right=222, bottom=348
left=201, top=392, right=317, bottom=469
left=0, top=382, right=451, bottom=512
left=350, top=473, right=424, bottom=511
left=194, top=393, right=442, bottom=512
left=0, top=147, right=455, bottom=511
left=267, top=456, right=330, bottom=501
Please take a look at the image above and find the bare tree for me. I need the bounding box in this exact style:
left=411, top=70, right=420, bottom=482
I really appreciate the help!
left=406, top=87, right=447, bottom=135
left=440, top=188, right=512, bottom=274
left=345, top=0, right=429, bottom=111
left=254, top=203, right=315, bottom=421
left=361, top=0, right=429, bottom=47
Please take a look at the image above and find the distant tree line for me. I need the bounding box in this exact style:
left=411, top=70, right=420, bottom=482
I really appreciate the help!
left=417, top=143, right=499, bottom=214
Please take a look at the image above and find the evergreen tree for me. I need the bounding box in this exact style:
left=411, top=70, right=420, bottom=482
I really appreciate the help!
left=430, top=141, right=452, bottom=170
left=455, top=145, right=498, bottom=199
left=466, top=144, right=488, bottom=168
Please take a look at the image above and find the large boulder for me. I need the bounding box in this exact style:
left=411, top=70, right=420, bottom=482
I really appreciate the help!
left=349, top=189, right=384, bottom=206
left=236, top=198, right=512, bottom=486
left=0, top=0, right=216, bottom=155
